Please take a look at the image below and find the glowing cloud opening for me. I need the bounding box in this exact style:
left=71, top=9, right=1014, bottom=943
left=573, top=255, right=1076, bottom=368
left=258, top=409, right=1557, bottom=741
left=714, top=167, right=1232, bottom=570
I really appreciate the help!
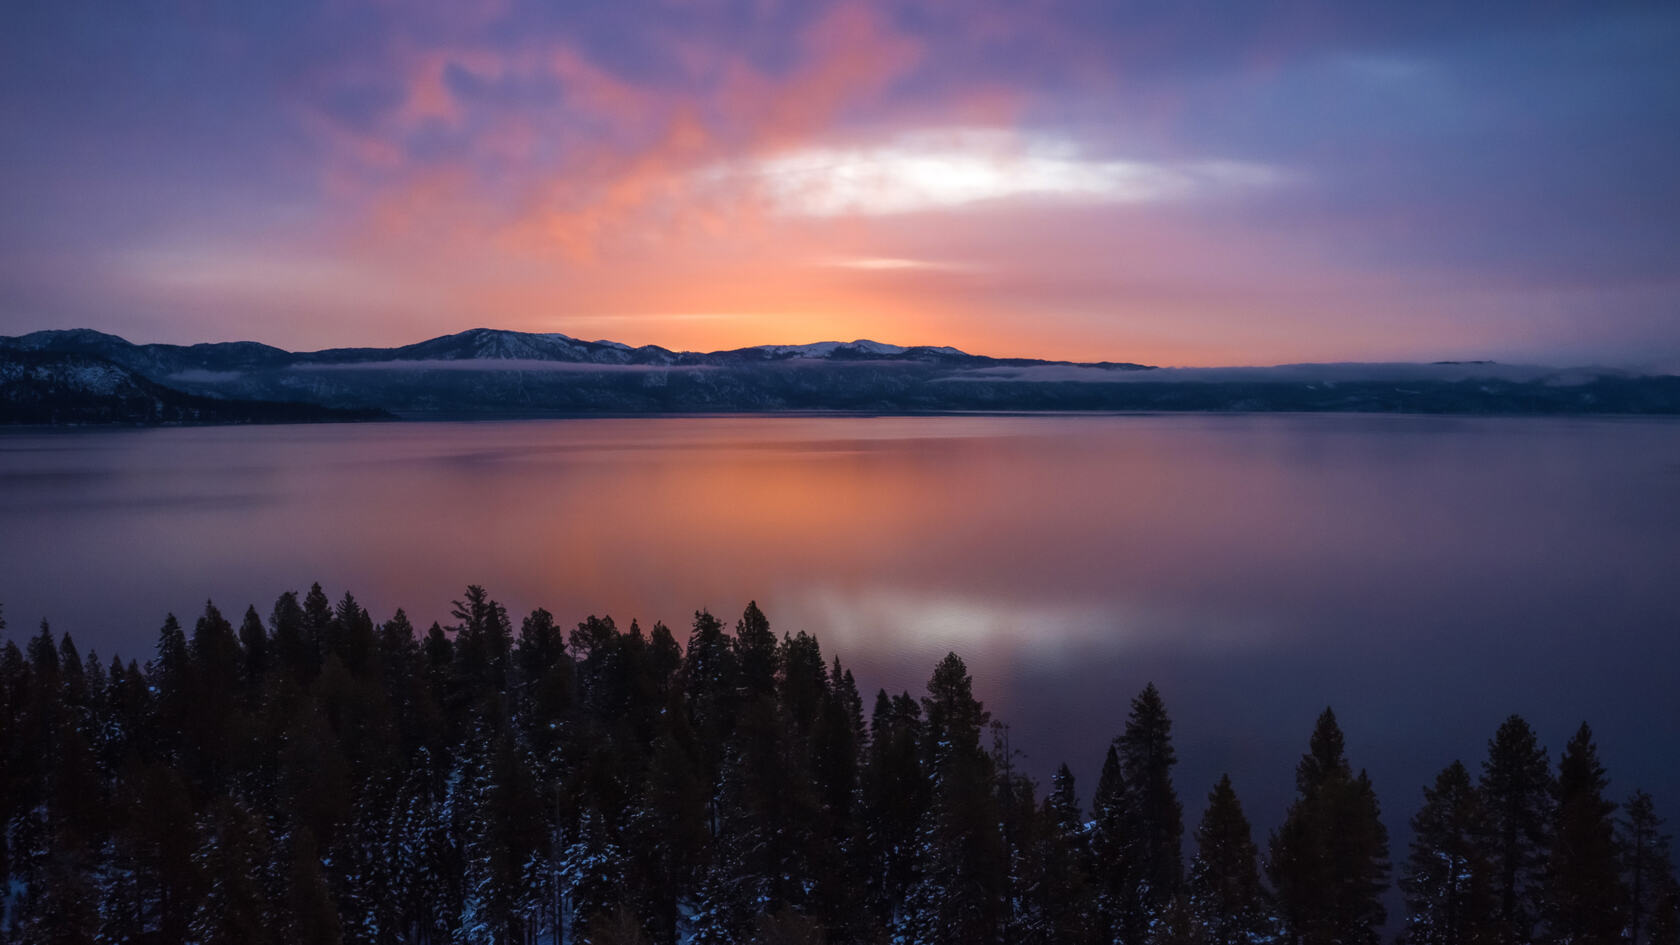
left=709, top=129, right=1285, bottom=217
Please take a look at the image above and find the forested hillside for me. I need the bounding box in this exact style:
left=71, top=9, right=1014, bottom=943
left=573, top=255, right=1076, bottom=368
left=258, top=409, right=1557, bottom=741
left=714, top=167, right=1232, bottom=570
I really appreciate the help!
left=9, top=328, right=1680, bottom=418
left=0, top=591, right=1673, bottom=944
left=0, top=351, right=389, bottom=425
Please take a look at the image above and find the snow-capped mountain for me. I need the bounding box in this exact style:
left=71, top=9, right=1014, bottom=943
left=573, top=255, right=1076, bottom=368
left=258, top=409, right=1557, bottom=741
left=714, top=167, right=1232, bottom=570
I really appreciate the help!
left=4, top=326, right=1677, bottom=421
left=0, top=327, right=987, bottom=372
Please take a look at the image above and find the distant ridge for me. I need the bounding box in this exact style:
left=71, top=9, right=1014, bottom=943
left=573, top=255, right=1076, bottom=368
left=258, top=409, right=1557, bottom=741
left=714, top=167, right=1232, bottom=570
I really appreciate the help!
left=3, top=327, right=1678, bottom=421
left=0, top=348, right=389, bottom=425
left=0, top=326, right=1151, bottom=372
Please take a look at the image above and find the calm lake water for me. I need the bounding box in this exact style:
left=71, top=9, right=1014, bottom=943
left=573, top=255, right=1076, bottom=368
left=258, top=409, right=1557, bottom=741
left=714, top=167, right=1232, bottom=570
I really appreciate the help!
left=4, top=414, right=1679, bottom=846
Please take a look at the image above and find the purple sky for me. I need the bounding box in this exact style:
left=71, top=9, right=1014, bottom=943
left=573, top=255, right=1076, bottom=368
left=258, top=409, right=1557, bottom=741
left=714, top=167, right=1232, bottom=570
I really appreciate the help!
left=2, top=0, right=1676, bottom=366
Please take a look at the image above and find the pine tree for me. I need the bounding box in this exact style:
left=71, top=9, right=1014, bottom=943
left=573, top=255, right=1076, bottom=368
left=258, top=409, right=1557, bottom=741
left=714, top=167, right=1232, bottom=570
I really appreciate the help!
left=191, top=797, right=274, bottom=945
left=1647, top=871, right=1680, bottom=945
left=301, top=582, right=335, bottom=677
left=1548, top=722, right=1624, bottom=944
left=647, top=621, right=682, bottom=694
left=1622, top=790, right=1677, bottom=945
left=1477, top=715, right=1553, bottom=945
left=18, top=706, right=104, bottom=945
left=514, top=608, right=562, bottom=694
left=284, top=828, right=343, bottom=945
left=451, top=585, right=513, bottom=702
left=1093, top=742, right=1145, bottom=945
left=20, top=845, right=100, bottom=944
left=188, top=600, right=243, bottom=790
left=681, top=609, right=739, bottom=844
left=629, top=708, right=707, bottom=945
left=150, top=613, right=190, bottom=762
left=1039, top=764, right=1095, bottom=945
left=1400, top=761, right=1493, bottom=945
left=1188, top=774, right=1271, bottom=945
left=735, top=600, right=777, bottom=699
left=563, top=806, right=629, bottom=943
left=991, top=723, right=1044, bottom=944
left=57, top=632, right=90, bottom=730
left=862, top=688, right=926, bottom=934
left=1122, top=683, right=1185, bottom=915
left=387, top=749, right=456, bottom=944
left=270, top=590, right=311, bottom=683
left=809, top=666, right=866, bottom=940
left=456, top=728, right=542, bottom=943
left=717, top=650, right=821, bottom=917
left=1268, top=708, right=1390, bottom=945
left=28, top=617, right=61, bottom=678
left=276, top=693, right=352, bottom=844
left=779, top=629, right=828, bottom=736
left=237, top=605, right=268, bottom=702
left=133, top=762, right=202, bottom=943
left=894, top=653, right=1005, bottom=945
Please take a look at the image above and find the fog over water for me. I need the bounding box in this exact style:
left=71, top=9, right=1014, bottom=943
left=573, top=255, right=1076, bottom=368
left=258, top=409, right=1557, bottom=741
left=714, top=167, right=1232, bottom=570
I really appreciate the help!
left=4, top=414, right=1678, bottom=846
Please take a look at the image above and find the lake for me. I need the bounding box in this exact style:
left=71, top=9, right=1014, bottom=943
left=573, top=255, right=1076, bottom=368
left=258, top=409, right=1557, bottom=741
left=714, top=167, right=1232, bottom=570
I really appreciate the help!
left=3, top=413, right=1678, bottom=850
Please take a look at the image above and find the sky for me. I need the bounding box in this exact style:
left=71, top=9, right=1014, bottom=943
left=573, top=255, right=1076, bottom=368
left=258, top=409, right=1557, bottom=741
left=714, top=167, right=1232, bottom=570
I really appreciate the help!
left=1, top=0, right=1677, bottom=366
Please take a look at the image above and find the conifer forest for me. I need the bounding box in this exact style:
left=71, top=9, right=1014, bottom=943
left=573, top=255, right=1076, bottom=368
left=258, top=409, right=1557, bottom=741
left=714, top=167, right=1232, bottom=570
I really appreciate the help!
left=1, top=587, right=1674, bottom=945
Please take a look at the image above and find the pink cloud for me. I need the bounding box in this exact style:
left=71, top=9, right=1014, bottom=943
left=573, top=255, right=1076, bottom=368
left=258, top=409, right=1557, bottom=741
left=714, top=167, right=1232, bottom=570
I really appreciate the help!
left=246, top=2, right=1464, bottom=366
left=300, top=2, right=927, bottom=261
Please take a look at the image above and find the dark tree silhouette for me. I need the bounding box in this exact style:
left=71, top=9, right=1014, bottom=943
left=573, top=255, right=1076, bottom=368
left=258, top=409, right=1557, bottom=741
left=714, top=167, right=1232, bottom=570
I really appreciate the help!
left=1547, top=723, right=1624, bottom=944
left=1401, top=760, right=1493, bottom=945
left=1188, top=774, right=1272, bottom=945
left=1478, top=715, right=1553, bottom=945
left=1120, top=683, right=1185, bottom=916
left=0, top=589, right=1670, bottom=945
left=1268, top=708, right=1390, bottom=945
left=1621, top=790, right=1677, bottom=945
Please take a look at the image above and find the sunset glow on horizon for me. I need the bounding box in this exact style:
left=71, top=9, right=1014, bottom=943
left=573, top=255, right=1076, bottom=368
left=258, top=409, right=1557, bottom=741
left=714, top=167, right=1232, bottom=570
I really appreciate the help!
left=3, top=0, right=1677, bottom=367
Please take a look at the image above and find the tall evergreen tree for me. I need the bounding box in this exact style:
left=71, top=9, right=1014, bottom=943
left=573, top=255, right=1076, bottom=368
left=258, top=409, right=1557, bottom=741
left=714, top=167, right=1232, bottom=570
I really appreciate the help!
left=1121, top=683, right=1185, bottom=914
left=1547, top=722, right=1624, bottom=944
left=237, top=605, right=268, bottom=701
left=451, top=585, right=513, bottom=701
left=629, top=709, right=707, bottom=945
left=1035, top=763, right=1095, bottom=945
left=562, top=806, right=629, bottom=943
left=301, top=583, right=335, bottom=677
left=1621, top=790, right=1677, bottom=945
left=337, top=591, right=378, bottom=677
left=456, top=729, right=543, bottom=943
left=1268, top=708, right=1390, bottom=945
left=734, top=600, right=777, bottom=699
left=894, top=653, right=1005, bottom=945
left=284, top=828, right=343, bottom=945
left=1401, top=761, right=1494, bottom=945
left=1188, top=774, right=1271, bottom=945
left=1478, top=715, right=1554, bottom=945
left=188, top=600, right=243, bottom=790
left=1652, top=880, right=1680, bottom=945
left=270, top=590, right=311, bottom=684
left=133, top=762, right=202, bottom=943
left=190, top=797, right=273, bottom=945
left=150, top=613, right=191, bottom=764
left=1092, top=743, right=1145, bottom=945
left=682, top=609, right=739, bottom=829
left=862, top=688, right=926, bottom=933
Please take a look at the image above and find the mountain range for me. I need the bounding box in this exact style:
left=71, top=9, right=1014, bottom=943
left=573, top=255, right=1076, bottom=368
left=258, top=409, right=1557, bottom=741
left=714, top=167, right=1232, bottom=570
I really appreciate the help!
left=3, top=327, right=1678, bottom=423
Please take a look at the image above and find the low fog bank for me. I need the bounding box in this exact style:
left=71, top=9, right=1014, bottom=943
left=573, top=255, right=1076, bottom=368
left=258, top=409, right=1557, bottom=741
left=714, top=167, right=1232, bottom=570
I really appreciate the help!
left=942, top=362, right=1660, bottom=385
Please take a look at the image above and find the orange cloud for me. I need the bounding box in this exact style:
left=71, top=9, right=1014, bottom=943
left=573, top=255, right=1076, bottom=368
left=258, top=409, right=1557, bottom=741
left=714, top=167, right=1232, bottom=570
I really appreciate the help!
left=317, top=2, right=926, bottom=263
left=261, top=2, right=1432, bottom=366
